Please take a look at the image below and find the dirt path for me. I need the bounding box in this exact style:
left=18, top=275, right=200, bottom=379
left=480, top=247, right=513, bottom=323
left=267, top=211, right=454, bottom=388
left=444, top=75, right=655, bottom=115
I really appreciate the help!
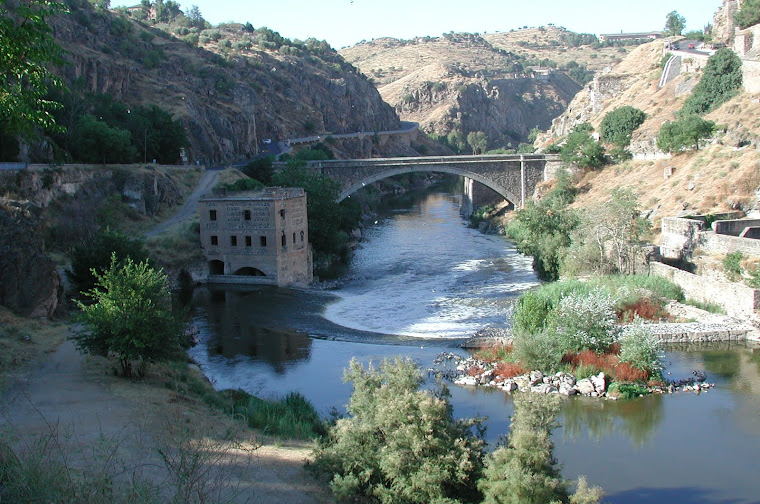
left=146, top=169, right=220, bottom=238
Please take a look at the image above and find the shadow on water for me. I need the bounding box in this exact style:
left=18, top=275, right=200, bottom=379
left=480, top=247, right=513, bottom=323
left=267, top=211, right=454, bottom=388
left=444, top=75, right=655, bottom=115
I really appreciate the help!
left=192, top=286, right=313, bottom=374
left=561, top=394, right=664, bottom=448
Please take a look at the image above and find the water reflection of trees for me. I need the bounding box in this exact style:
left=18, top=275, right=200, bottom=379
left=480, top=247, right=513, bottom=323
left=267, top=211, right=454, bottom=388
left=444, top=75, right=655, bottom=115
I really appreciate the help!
left=194, top=287, right=312, bottom=374
left=561, top=394, right=664, bottom=448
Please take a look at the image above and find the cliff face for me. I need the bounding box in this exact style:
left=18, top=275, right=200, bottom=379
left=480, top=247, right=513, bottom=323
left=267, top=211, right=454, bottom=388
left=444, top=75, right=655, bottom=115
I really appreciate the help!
left=341, top=34, right=581, bottom=148
left=713, top=0, right=742, bottom=44
left=44, top=1, right=401, bottom=163
left=0, top=200, right=60, bottom=318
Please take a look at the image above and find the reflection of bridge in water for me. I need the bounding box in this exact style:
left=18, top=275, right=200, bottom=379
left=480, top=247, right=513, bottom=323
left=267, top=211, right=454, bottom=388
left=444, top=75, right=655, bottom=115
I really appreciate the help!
left=274, top=154, right=562, bottom=211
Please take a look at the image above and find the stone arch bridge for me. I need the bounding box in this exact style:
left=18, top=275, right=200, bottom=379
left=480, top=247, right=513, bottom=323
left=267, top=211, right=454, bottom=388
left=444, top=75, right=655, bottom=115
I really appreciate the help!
left=273, top=154, right=561, bottom=208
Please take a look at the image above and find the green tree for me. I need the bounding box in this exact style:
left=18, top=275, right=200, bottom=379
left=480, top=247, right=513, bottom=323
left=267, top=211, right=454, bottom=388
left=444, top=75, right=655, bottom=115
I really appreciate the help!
left=68, top=114, right=136, bottom=163
left=243, top=155, right=274, bottom=184
left=71, top=254, right=184, bottom=377
left=560, top=124, right=606, bottom=169
left=479, top=394, right=568, bottom=504
left=564, top=188, right=651, bottom=276
left=656, top=115, right=715, bottom=153
left=734, top=0, right=760, bottom=29
left=681, top=48, right=743, bottom=116
left=664, top=10, right=686, bottom=36
left=271, top=161, right=359, bottom=256
left=506, top=170, right=578, bottom=280
left=311, top=358, right=485, bottom=504
left=0, top=0, right=67, bottom=138
left=467, top=131, right=488, bottom=154
left=599, top=106, right=646, bottom=147
left=66, top=227, right=152, bottom=297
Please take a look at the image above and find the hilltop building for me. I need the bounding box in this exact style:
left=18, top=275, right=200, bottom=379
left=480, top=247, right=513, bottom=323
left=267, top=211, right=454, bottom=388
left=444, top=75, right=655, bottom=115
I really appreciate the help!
left=598, top=32, right=662, bottom=42
left=198, top=188, right=312, bottom=286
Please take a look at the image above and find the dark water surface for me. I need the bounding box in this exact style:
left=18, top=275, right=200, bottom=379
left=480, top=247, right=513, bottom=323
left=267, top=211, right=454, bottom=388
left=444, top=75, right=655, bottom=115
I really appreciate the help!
left=189, top=191, right=760, bottom=504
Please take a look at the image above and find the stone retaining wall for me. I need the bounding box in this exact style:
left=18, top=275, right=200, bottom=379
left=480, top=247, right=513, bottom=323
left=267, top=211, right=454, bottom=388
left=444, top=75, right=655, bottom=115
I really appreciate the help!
left=646, top=322, right=750, bottom=343
left=650, top=262, right=760, bottom=317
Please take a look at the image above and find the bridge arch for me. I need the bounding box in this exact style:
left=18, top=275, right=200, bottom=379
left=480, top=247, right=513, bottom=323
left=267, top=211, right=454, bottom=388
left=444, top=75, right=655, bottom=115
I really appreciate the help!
left=337, top=165, right=521, bottom=204
left=233, top=266, right=267, bottom=276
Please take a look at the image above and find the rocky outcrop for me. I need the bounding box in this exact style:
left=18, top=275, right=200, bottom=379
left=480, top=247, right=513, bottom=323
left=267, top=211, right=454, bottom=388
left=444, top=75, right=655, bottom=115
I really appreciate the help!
left=713, top=0, right=742, bottom=45
left=39, top=3, right=402, bottom=164
left=0, top=199, right=60, bottom=318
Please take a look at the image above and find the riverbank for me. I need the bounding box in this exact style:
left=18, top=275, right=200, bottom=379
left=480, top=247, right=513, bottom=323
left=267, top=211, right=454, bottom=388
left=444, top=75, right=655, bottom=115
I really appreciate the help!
left=0, top=316, right=334, bottom=503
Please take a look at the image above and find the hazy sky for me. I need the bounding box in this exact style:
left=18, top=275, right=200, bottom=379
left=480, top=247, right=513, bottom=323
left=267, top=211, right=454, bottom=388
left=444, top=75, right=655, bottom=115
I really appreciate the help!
left=116, top=0, right=722, bottom=49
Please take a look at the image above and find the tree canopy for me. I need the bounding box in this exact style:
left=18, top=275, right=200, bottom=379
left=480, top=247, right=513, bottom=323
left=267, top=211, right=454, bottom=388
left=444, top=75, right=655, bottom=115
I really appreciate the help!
left=657, top=115, right=715, bottom=153
left=680, top=48, right=743, bottom=116
left=599, top=106, right=646, bottom=147
left=72, top=254, right=184, bottom=377
left=0, top=0, right=67, bottom=138
left=664, top=10, right=686, bottom=36
left=734, top=0, right=760, bottom=29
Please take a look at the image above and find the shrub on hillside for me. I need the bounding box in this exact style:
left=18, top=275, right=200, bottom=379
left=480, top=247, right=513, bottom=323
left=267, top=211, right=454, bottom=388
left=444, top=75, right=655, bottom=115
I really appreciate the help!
left=559, top=124, right=606, bottom=169
left=656, top=115, right=716, bottom=153
left=681, top=49, right=743, bottom=116
left=310, top=358, right=485, bottom=504
left=734, top=0, right=760, bottom=29
left=599, top=106, right=646, bottom=147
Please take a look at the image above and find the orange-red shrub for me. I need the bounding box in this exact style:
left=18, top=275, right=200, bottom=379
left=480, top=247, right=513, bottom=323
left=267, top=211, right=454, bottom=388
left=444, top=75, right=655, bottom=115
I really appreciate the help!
left=618, top=298, right=667, bottom=322
left=613, top=362, right=650, bottom=382
left=474, top=344, right=514, bottom=363
left=467, top=365, right=485, bottom=377
left=494, top=362, right=526, bottom=379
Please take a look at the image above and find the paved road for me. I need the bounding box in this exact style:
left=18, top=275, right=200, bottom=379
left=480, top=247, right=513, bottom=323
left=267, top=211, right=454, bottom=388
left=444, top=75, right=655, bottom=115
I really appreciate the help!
left=146, top=169, right=220, bottom=238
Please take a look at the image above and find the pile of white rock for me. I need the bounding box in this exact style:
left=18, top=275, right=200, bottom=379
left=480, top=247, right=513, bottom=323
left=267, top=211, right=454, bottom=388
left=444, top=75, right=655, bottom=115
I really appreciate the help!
left=454, top=368, right=609, bottom=397
left=433, top=354, right=714, bottom=398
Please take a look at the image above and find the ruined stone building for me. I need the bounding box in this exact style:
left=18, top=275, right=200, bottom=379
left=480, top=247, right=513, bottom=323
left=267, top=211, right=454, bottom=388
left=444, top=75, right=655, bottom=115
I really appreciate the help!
left=198, top=188, right=312, bottom=286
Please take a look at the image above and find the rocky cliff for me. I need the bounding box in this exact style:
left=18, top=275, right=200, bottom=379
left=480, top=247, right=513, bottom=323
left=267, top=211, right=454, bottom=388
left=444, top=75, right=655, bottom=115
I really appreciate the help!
left=40, top=0, right=401, bottom=163
left=0, top=199, right=60, bottom=318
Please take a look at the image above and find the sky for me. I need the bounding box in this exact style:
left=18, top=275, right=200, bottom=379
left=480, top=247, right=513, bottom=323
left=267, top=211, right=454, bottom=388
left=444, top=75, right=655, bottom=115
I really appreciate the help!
left=116, top=0, right=723, bottom=49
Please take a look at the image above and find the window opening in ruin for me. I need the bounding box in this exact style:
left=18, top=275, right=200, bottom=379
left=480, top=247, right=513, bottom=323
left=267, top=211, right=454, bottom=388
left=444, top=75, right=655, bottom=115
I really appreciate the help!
left=300, top=231, right=304, bottom=243
left=292, top=232, right=296, bottom=244
left=280, top=209, right=286, bottom=218
left=245, top=236, right=252, bottom=247
left=210, top=209, right=217, bottom=221
left=231, top=235, right=237, bottom=246
left=260, top=236, right=267, bottom=247
left=244, top=210, right=251, bottom=220
left=281, top=233, right=286, bottom=247
left=211, top=235, right=218, bottom=246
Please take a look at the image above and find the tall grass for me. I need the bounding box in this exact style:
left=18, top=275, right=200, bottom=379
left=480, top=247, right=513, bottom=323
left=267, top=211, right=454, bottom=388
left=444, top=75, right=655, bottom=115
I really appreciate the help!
left=230, top=391, right=325, bottom=440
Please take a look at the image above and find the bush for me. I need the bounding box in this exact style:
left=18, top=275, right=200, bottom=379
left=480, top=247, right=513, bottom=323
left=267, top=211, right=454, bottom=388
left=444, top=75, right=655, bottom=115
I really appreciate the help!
left=734, top=0, right=760, bottom=29
left=723, top=251, right=744, bottom=281
left=599, top=106, right=646, bottom=147
left=559, top=124, right=606, bottom=169
left=617, top=323, right=662, bottom=376
left=681, top=49, right=743, bottom=116
left=310, top=358, right=485, bottom=504
left=71, top=254, right=185, bottom=377
left=66, top=227, right=152, bottom=297
left=230, top=391, right=324, bottom=439
left=514, top=329, right=567, bottom=373
left=554, top=288, right=619, bottom=353
left=657, top=115, right=715, bottom=153
left=478, top=394, right=567, bottom=504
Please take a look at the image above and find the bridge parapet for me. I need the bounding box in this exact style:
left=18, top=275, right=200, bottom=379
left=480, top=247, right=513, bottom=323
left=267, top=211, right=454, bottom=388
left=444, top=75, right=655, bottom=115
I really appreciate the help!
left=273, top=154, right=560, bottom=207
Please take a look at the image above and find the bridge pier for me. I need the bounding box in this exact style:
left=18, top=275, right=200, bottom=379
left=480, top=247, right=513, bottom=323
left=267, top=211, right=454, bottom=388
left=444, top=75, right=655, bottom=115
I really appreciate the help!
left=461, top=177, right=510, bottom=218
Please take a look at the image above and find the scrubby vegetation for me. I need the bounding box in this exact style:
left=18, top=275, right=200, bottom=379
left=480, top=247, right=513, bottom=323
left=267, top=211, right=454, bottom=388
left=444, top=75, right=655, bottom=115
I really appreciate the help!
left=506, top=275, right=678, bottom=385
left=310, top=358, right=603, bottom=504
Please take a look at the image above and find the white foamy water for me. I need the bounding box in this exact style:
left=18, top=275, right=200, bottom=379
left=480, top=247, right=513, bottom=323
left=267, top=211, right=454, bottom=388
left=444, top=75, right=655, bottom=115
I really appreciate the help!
left=322, top=193, right=538, bottom=338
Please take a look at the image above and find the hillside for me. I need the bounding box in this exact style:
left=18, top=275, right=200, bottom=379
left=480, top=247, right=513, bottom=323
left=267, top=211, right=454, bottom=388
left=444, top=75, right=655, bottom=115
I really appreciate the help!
left=36, top=0, right=402, bottom=163
left=534, top=36, right=760, bottom=237
left=340, top=29, right=640, bottom=151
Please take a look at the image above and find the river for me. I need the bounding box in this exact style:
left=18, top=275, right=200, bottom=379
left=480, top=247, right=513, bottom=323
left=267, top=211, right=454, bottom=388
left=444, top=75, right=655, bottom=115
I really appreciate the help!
left=188, top=187, right=760, bottom=504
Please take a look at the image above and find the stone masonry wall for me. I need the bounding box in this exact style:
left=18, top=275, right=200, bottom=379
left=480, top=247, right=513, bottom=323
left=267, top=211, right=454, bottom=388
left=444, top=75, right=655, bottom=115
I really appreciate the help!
left=650, top=262, right=760, bottom=317
left=743, top=59, right=760, bottom=93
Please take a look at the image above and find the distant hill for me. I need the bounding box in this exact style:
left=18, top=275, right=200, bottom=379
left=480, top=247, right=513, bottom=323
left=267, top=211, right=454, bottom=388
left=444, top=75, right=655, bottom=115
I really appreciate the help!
left=340, top=28, right=640, bottom=151
left=36, top=0, right=403, bottom=163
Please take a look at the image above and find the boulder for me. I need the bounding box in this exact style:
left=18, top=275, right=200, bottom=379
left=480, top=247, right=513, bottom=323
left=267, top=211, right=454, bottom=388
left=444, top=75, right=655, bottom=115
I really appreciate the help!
left=575, top=378, right=596, bottom=395
left=590, top=372, right=607, bottom=393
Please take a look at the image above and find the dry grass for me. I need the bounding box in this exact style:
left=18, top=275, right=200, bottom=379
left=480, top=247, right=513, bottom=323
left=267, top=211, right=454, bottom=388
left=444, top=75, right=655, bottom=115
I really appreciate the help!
left=145, top=218, right=204, bottom=269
